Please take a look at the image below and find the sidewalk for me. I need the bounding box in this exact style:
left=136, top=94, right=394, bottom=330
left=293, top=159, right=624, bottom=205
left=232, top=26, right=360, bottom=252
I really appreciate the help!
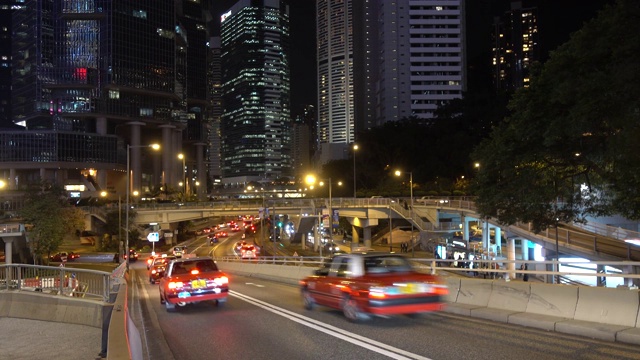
left=0, top=317, right=102, bottom=360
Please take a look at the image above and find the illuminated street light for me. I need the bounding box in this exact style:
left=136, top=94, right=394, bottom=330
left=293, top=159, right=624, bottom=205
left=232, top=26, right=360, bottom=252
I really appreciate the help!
left=178, top=153, right=187, bottom=198
left=126, top=143, right=160, bottom=268
left=352, top=144, right=358, bottom=198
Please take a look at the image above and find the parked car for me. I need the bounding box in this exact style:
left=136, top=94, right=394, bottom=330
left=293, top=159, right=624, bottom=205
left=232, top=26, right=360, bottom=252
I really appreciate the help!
left=158, top=257, right=229, bottom=312
left=300, top=253, right=448, bottom=322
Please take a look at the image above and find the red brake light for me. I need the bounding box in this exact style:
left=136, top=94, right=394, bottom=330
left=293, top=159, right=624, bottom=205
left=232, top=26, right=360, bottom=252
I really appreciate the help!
left=151, top=269, right=157, bottom=274
left=191, top=269, right=200, bottom=275
left=168, top=281, right=183, bottom=289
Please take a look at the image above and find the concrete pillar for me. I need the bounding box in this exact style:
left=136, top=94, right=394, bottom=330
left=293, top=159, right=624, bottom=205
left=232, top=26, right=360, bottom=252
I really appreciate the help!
left=461, top=214, right=469, bottom=241
left=597, top=264, right=606, bottom=287
left=127, top=121, right=144, bottom=192
left=97, top=170, right=107, bottom=191
left=482, top=220, right=490, bottom=257
left=40, top=168, right=46, bottom=183
left=3, top=238, right=13, bottom=264
left=521, top=239, right=529, bottom=260
left=159, top=125, right=175, bottom=187
left=351, top=225, right=359, bottom=245
left=362, top=226, right=372, bottom=248
left=507, top=238, right=516, bottom=280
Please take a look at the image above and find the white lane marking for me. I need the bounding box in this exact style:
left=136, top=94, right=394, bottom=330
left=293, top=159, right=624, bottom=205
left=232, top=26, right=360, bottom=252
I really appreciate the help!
left=230, top=290, right=432, bottom=360
left=245, top=282, right=265, bottom=288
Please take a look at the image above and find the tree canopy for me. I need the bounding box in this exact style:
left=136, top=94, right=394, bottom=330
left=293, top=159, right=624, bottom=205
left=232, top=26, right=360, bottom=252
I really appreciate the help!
left=19, top=183, right=85, bottom=263
left=471, top=0, right=640, bottom=232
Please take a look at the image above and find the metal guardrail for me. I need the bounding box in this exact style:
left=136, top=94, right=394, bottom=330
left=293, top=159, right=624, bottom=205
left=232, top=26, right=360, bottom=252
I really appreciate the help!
left=214, top=256, right=640, bottom=287
left=0, top=264, right=113, bottom=302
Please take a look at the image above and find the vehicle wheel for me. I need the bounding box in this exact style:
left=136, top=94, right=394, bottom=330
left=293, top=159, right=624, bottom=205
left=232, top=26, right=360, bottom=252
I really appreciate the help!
left=165, top=300, right=176, bottom=312
left=341, top=295, right=368, bottom=322
left=149, top=278, right=155, bottom=285
left=215, top=299, right=226, bottom=307
left=302, top=289, right=315, bottom=310
left=159, top=291, right=165, bottom=304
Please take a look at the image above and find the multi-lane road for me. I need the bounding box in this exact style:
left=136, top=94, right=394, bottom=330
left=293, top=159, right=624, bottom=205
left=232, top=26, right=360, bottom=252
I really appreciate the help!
left=122, top=233, right=640, bottom=360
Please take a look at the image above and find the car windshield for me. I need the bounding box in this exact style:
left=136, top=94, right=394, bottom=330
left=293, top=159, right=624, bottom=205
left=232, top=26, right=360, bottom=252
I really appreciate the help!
left=364, top=256, right=412, bottom=274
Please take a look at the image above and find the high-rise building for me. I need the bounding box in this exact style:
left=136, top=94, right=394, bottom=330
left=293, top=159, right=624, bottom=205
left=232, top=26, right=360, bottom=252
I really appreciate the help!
left=318, top=0, right=466, bottom=163
left=208, top=37, right=223, bottom=184
left=1, top=0, right=212, bottom=200
left=0, top=1, right=23, bottom=128
left=492, top=1, right=539, bottom=91
left=220, top=0, right=292, bottom=184
left=316, top=0, right=355, bottom=165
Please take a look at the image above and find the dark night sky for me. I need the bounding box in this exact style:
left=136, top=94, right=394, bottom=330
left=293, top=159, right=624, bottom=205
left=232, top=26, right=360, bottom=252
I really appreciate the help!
left=210, top=0, right=614, bottom=115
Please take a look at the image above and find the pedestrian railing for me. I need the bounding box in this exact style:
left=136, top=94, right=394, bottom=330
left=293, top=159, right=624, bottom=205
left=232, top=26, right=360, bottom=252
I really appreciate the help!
left=0, top=264, right=112, bottom=302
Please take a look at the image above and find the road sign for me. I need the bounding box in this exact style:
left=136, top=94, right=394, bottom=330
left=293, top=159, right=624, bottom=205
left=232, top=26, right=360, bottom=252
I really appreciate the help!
left=147, top=232, right=160, bottom=242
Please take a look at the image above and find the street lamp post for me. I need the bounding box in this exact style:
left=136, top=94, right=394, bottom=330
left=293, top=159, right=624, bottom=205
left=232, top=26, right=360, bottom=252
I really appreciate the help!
left=126, top=144, right=159, bottom=269
left=352, top=144, right=358, bottom=198
left=178, top=153, right=187, bottom=199
left=305, top=175, right=341, bottom=256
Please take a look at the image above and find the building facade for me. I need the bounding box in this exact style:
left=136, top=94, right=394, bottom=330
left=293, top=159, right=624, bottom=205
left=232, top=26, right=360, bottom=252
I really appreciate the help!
left=492, top=1, right=539, bottom=91
left=220, top=0, right=292, bottom=184
left=318, top=0, right=466, bottom=164
left=1, top=0, right=213, bottom=200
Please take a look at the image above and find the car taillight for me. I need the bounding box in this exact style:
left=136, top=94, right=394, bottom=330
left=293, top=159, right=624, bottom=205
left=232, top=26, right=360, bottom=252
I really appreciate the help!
left=151, top=269, right=157, bottom=274
left=213, top=276, right=229, bottom=286
left=191, top=269, right=200, bottom=275
left=433, top=284, right=448, bottom=296
left=168, top=281, right=184, bottom=289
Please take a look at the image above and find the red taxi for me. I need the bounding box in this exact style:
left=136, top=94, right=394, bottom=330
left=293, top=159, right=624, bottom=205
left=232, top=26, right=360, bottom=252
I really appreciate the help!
left=148, top=256, right=176, bottom=284
left=159, top=257, right=229, bottom=312
left=299, top=253, right=448, bottom=322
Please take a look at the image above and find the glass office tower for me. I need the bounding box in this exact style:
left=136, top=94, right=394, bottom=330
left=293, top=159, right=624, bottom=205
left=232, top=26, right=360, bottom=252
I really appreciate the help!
left=4, top=0, right=211, bottom=198
left=220, top=0, right=292, bottom=184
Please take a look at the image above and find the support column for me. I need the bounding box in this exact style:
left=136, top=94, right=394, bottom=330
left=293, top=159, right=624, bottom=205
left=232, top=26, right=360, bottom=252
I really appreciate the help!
left=351, top=225, right=359, bottom=245
left=362, top=226, right=372, bottom=248
left=159, top=125, right=175, bottom=187
left=507, top=238, right=516, bottom=280
left=521, top=239, right=529, bottom=260
left=127, top=121, right=144, bottom=192
left=3, top=238, right=13, bottom=264
left=40, top=168, right=46, bottom=183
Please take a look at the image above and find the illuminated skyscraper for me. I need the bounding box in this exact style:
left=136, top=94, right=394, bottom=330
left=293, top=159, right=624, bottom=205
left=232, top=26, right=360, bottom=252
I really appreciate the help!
left=318, top=0, right=466, bottom=163
left=2, top=0, right=212, bottom=199
left=492, top=1, right=539, bottom=91
left=220, top=0, right=291, bottom=184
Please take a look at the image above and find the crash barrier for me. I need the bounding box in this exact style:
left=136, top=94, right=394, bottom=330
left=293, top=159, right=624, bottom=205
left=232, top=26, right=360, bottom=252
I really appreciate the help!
left=0, top=264, right=112, bottom=302
left=445, top=277, right=640, bottom=344
left=215, top=257, right=640, bottom=345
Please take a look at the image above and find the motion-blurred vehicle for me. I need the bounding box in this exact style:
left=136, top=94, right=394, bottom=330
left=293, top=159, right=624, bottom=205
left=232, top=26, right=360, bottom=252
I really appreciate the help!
left=240, top=244, right=258, bottom=259
left=158, top=257, right=229, bottom=312
left=149, top=256, right=176, bottom=284
left=146, top=253, right=161, bottom=269
left=208, top=234, right=219, bottom=245
left=216, top=231, right=228, bottom=238
left=300, top=253, right=448, bottom=322
left=172, top=246, right=187, bottom=258
left=123, top=249, right=139, bottom=262
left=50, top=252, right=80, bottom=262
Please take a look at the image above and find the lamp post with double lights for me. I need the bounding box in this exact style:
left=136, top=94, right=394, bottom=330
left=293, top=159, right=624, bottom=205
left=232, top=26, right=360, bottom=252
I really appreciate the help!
left=395, top=170, right=414, bottom=255
left=352, top=144, right=358, bottom=198
left=125, top=143, right=160, bottom=268
left=178, top=153, right=187, bottom=199
left=305, top=175, right=342, bottom=255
